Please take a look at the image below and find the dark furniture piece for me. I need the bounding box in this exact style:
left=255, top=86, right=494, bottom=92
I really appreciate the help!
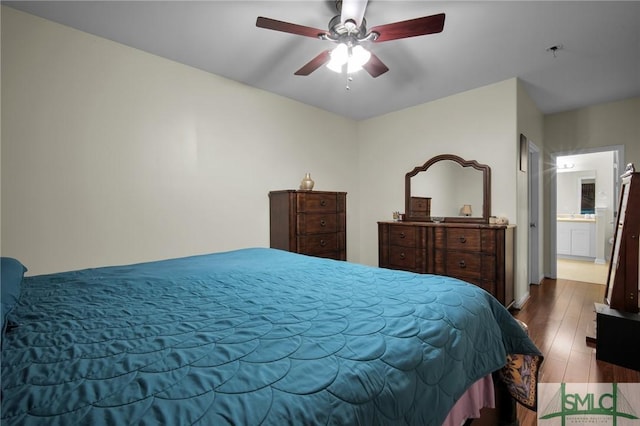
left=379, top=154, right=515, bottom=308
left=595, top=303, right=640, bottom=371
left=604, top=163, right=639, bottom=313
left=269, top=190, right=346, bottom=260
left=592, top=164, right=640, bottom=367
left=378, top=221, right=515, bottom=308
left=408, top=196, right=431, bottom=219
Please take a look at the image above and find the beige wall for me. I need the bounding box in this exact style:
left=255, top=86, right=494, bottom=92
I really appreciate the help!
left=542, top=97, right=640, bottom=276
left=356, top=79, right=520, bottom=261
left=0, top=7, right=526, bottom=279
left=3, top=6, right=636, bottom=297
left=545, top=97, right=640, bottom=166
left=1, top=7, right=359, bottom=275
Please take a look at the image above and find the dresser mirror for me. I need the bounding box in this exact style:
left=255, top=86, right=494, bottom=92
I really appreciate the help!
left=405, top=154, right=491, bottom=223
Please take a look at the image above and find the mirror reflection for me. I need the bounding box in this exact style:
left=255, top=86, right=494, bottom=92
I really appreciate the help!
left=557, top=170, right=598, bottom=216
left=405, top=154, right=491, bottom=223
left=411, top=161, right=484, bottom=218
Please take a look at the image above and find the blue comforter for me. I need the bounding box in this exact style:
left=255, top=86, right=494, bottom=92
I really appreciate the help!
left=1, top=248, right=540, bottom=425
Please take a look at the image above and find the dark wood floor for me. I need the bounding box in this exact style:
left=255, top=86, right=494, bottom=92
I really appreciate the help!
left=512, top=277, right=640, bottom=426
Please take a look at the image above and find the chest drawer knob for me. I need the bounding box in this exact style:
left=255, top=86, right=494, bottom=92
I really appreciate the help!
left=459, top=236, right=467, bottom=243
left=458, top=260, right=467, bottom=268
left=320, top=199, right=327, bottom=206
left=320, top=219, right=327, bottom=227
left=399, top=252, right=406, bottom=259
left=400, top=232, right=406, bottom=238
left=320, top=239, right=327, bottom=247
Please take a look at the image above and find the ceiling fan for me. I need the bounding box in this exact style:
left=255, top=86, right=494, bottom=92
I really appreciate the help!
left=256, top=0, right=445, bottom=78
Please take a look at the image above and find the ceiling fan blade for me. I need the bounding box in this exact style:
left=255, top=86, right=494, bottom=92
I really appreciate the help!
left=294, top=50, right=332, bottom=76
left=340, top=0, right=368, bottom=26
left=370, top=13, right=445, bottom=43
left=256, top=16, right=328, bottom=39
left=362, top=53, right=389, bottom=78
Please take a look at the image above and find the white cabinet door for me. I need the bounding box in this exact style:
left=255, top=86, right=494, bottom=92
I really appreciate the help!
left=571, top=229, right=591, bottom=257
left=557, top=220, right=596, bottom=258
left=557, top=223, right=571, bottom=255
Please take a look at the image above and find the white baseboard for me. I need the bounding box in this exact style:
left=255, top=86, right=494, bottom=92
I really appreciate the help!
left=513, top=292, right=530, bottom=310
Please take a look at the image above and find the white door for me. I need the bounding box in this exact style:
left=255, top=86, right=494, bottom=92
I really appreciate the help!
left=528, top=141, right=541, bottom=285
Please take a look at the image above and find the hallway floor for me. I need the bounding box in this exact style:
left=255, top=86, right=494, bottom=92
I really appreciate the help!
left=557, top=258, right=609, bottom=284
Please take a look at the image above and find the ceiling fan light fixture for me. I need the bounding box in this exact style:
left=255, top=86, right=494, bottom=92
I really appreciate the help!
left=350, top=45, right=371, bottom=67
left=327, top=43, right=348, bottom=72
left=326, top=43, right=371, bottom=74
left=347, top=61, right=362, bottom=74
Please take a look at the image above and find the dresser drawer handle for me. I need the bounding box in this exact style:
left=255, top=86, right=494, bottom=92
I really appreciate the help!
left=320, top=239, right=327, bottom=247
left=320, top=219, right=327, bottom=227
left=458, top=260, right=466, bottom=268
left=458, top=236, right=467, bottom=243
left=320, top=200, right=327, bottom=206
left=399, top=232, right=406, bottom=238
left=399, top=252, right=406, bottom=259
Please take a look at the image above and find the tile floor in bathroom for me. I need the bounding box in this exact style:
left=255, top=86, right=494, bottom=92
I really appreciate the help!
left=556, top=258, right=609, bottom=284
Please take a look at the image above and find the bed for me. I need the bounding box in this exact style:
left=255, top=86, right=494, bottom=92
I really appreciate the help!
left=1, top=248, right=542, bottom=425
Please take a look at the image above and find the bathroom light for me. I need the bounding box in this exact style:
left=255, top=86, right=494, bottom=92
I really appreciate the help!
left=558, top=163, right=575, bottom=170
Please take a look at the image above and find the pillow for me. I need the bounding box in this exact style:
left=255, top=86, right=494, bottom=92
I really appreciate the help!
left=1, top=257, right=27, bottom=337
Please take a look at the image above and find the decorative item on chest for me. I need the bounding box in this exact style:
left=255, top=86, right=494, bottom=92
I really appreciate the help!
left=299, top=173, right=315, bottom=190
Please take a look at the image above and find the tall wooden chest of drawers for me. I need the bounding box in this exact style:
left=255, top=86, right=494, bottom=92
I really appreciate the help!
left=378, top=221, right=514, bottom=307
left=269, top=190, right=346, bottom=260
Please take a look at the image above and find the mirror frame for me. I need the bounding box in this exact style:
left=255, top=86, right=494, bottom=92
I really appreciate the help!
left=405, top=154, right=491, bottom=223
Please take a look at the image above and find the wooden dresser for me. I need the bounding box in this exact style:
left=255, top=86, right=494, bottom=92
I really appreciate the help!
left=269, top=190, right=346, bottom=260
left=378, top=221, right=514, bottom=307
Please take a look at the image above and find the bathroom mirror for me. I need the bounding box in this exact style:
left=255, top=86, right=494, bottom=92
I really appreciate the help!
left=556, top=170, right=597, bottom=215
left=405, top=154, right=491, bottom=223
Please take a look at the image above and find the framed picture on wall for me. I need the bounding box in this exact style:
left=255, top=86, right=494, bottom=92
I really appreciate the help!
left=519, top=134, right=528, bottom=172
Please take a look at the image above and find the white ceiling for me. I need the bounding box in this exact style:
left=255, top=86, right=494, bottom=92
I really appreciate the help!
left=4, top=1, right=640, bottom=120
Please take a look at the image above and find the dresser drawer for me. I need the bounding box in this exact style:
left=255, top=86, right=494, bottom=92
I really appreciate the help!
left=389, top=246, right=416, bottom=269
left=445, top=251, right=482, bottom=279
left=446, top=252, right=497, bottom=281
left=446, top=229, right=481, bottom=251
left=298, top=233, right=341, bottom=255
left=296, top=193, right=338, bottom=213
left=297, top=213, right=338, bottom=234
left=389, top=226, right=416, bottom=247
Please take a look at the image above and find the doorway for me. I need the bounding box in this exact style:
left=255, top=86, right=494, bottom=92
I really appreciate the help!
left=551, top=146, right=624, bottom=284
